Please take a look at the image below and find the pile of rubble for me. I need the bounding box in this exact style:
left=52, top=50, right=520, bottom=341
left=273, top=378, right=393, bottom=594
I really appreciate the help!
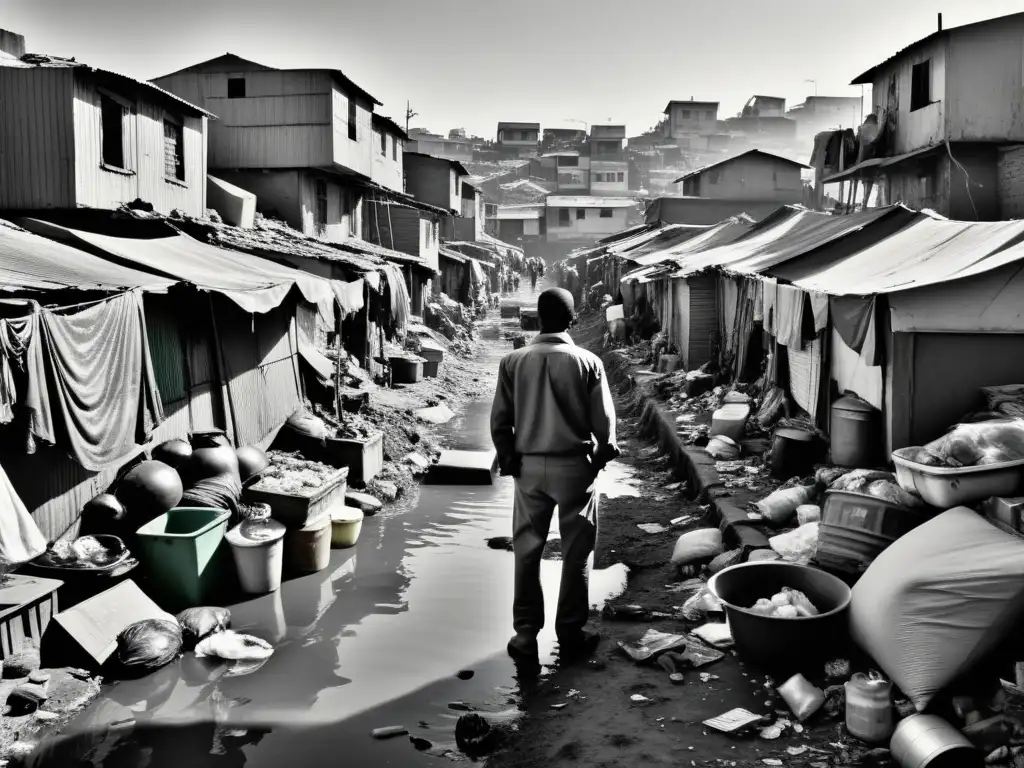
left=424, top=293, right=475, bottom=356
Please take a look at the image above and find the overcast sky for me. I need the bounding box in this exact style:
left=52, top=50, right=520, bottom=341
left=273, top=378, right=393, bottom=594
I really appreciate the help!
left=5, top=0, right=1021, bottom=138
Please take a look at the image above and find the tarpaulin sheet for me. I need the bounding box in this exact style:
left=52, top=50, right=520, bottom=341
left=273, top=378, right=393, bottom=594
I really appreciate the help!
left=663, top=218, right=765, bottom=278
left=0, top=221, right=175, bottom=294
left=788, top=214, right=1024, bottom=296
left=22, top=220, right=335, bottom=314
left=626, top=226, right=714, bottom=266
left=22, top=290, right=164, bottom=471
left=333, top=279, right=365, bottom=316
left=723, top=206, right=905, bottom=276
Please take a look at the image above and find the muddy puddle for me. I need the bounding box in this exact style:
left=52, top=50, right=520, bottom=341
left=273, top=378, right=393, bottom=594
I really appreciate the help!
left=25, top=281, right=630, bottom=767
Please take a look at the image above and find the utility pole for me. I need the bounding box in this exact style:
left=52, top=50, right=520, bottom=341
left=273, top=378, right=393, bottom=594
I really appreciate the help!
left=405, top=101, right=418, bottom=134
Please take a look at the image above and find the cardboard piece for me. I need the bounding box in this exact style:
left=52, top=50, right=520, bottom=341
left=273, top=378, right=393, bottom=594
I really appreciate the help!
left=703, top=708, right=763, bottom=733
left=425, top=450, right=497, bottom=486
left=44, top=580, right=175, bottom=670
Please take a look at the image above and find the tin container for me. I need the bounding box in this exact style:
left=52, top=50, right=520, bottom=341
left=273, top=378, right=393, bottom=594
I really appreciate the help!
left=845, top=672, right=893, bottom=743
left=889, top=714, right=981, bottom=768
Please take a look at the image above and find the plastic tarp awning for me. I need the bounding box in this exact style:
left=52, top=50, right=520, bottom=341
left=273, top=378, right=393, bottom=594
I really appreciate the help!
left=622, top=225, right=714, bottom=266
left=670, top=208, right=825, bottom=279
left=22, top=220, right=335, bottom=314
left=619, top=220, right=752, bottom=284
left=0, top=221, right=176, bottom=294
left=784, top=215, right=1024, bottom=296
left=722, top=206, right=909, bottom=277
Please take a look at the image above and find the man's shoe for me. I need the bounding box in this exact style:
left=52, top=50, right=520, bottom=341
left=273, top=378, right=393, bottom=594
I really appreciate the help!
left=507, top=634, right=539, bottom=661
left=557, top=631, right=600, bottom=661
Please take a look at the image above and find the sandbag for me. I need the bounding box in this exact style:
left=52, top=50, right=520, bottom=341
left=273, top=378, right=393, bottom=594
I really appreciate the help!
left=116, top=618, right=183, bottom=676
left=850, top=507, right=1024, bottom=712
left=670, top=529, right=724, bottom=566
left=756, top=485, right=816, bottom=525
left=769, top=523, right=819, bottom=564
left=176, top=607, right=231, bottom=649
left=284, top=409, right=330, bottom=441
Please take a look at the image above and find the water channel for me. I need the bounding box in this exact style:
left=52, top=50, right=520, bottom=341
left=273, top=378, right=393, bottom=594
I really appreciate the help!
left=26, top=281, right=634, bottom=767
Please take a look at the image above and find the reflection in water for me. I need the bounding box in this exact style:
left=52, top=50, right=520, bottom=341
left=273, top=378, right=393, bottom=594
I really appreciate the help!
left=29, top=282, right=629, bottom=767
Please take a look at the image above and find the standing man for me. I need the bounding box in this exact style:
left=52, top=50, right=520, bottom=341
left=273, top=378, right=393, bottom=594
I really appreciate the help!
left=529, top=259, right=538, bottom=291
left=490, top=288, right=620, bottom=663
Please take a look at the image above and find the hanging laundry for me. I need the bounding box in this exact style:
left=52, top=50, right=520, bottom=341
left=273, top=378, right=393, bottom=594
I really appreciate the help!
left=774, top=285, right=806, bottom=348
left=0, top=460, right=47, bottom=565
left=23, top=290, right=164, bottom=471
left=762, top=279, right=778, bottom=336
left=808, top=291, right=829, bottom=333
left=0, top=309, right=34, bottom=425
left=332, top=279, right=365, bottom=317
left=381, top=264, right=410, bottom=331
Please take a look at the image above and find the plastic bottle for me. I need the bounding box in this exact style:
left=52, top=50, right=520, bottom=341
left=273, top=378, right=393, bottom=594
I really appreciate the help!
left=845, top=672, right=894, bottom=743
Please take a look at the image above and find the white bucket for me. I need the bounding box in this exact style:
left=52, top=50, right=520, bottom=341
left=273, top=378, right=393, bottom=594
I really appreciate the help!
left=226, top=519, right=287, bottom=594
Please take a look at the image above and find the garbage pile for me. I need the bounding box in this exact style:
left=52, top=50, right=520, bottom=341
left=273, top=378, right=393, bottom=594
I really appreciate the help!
left=425, top=294, right=475, bottom=354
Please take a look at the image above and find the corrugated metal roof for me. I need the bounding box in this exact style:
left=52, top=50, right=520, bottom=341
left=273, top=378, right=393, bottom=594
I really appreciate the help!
left=675, top=149, right=810, bottom=183
left=371, top=113, right=409, bottom=140
left=786, top=214, right=1024, bottom=296
left=618, top=218, right=756, bottom=283
left=0, top=219, right=176, bottom=294
left=155, top=53, right=382, bottom=106
left=3, top=54, right=215, bottom=118
left=498, top=122, right=540, bottom=130
left=439, top=247, right=467, bottom=264
left=21, top=219, right=335, bottom=314
left=849, top=13, right=1023, bottom=85
left=821, top=144, right=942, bottom=185
left=546, top=196, right=636, bottom=209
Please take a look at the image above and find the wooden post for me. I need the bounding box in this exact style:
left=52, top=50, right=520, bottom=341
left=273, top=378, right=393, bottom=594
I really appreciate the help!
left=208, top=295, right=238, bottom=446
left=335, top=302, right=344, bottom=424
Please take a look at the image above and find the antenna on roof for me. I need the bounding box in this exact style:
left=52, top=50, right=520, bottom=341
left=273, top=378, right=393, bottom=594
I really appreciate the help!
left=937, top=12, right=942, bottom=31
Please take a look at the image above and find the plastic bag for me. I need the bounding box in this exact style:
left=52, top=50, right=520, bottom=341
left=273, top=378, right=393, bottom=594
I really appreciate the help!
left=769, top=523, right=819, bottom=564
left=912, top=418, right=1024, bottom=468
left=850, top=507, right=1024, bottom=712
left=179, top=475, right=242, bottom=514
left=982, top=385, right=1024, bottom=418
left=195, top=631, right=274, bottom=662
left=778, top=673, right=825, bottom=721
left=671, top=529, right=724, bottom=566
left=706, top=436, right=740, bottom=460
left=755, top=485, right=816, bottom=526
left=116, top=619, right=183, bottom=675
left=176, top=607, right=231, bottom=648
left=284, top=409, right=330, bottom=441
left=681, top=586, right=724, bottom=621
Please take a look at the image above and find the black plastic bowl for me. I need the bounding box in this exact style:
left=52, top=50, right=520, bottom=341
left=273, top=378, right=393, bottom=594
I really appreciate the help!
left=707, top=561, right=852, bottom=673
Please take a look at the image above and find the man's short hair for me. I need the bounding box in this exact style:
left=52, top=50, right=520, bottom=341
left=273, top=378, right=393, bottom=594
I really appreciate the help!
left=538, top=288, right=575, bottom=332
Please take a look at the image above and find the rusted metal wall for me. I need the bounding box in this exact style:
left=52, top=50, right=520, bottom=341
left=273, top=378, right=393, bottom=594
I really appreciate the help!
left=72, top=73, right=207, bottom=216
left=0, top=67, right=76, bottom=209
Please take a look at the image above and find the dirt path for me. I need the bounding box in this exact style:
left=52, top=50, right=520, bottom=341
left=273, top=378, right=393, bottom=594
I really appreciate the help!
left=487, top=317, right=843, bottom=768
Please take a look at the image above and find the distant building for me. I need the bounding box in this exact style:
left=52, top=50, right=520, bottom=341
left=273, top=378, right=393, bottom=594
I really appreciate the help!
left=544, top=196, right=635, bottom=241
left=404, top=130, right=473, bottom=164
left=0, top=34, right=211, bottom=217
left=497, top=121, right=540, bottom=158
left=542, top=127, right=587, bottom=152
left=536, top=152, right=591, bottom=194
left=742, top=96, right=786, bottom=118
left=786, top=96, right=863, bottom=142
left=675, top=149, right=809, bottom=203
left=589, top=124, right=628, bottom=194
left=663, top=100, right=721, bottom=146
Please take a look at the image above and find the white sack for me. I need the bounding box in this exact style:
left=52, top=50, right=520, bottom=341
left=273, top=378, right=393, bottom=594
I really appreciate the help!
left=850, top=507, right=1024, bottom=712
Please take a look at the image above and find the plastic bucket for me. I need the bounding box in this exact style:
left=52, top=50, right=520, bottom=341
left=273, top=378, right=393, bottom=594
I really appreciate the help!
left=707, top=561, right=852, bottom=673
left=225, top=519, right=287, bottom=594
left=890, top=714, right=981, bottom=768
left=284, top=515, right=331, bottom=574
left=330, top=505, right=364, bottom=549
left=135, top=507, right=231, bottom=610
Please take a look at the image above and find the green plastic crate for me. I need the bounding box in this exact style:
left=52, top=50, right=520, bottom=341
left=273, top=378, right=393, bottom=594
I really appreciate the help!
left=135, top=507, right=231, bottom=611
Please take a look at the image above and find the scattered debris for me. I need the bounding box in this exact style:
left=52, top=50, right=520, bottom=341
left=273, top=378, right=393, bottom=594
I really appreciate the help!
left=704, top=708, right=763, bottom=733
left=371, top=726, right=409, bottom=739
left=638, top=523, right=669, bottom=534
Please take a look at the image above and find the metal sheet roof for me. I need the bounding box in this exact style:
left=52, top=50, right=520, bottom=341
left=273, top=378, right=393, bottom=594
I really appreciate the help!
left=21, top=220, right=335, bottom=314
left=0, top=219, right=176, bottom=294
left=4, top=55, right=214, bottom=118
left=546, top=196, right=636, bottom=209
left=675, top=149, right=810, bottom=183
left=620, top=218, right=755, bottom=283
left=786, top=214, right=1024, bottom=296
left=621, top=226, right=714, bottom=265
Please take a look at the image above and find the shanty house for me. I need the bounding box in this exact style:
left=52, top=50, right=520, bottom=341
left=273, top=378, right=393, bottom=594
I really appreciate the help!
left=663, top=100, right=720, bottom=141
left=405, top=130, right=474, bottom=164
left=152, top=54, right=382, bottom=243
left=676, top=150, right=809, bottom=203
left=828, top=11, right=1024, bottom=220
left=403, top=152, right=468, bottom=215
left=371, top=114, right=407, bottom=194
left=0, top=33, right=211, bottom=217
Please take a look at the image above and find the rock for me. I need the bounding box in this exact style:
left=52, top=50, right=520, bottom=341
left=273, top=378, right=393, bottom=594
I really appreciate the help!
left=457, top=670, right=474, bottom=680
left=28, top=670, right=51, bottom=685
left=410, top=736, right=433, bottom=751
left=448, top=701, right=473, bottom=712
left=404, top=452, right=430, bottom=470
left=487, top=536, right=513, bottom=551
left=345, top=491, right=382, bottom=515
left=376, top=481, right=399, bottom=502
left=708, top=549, right=743, bottom=574
left=415, top=405, right=455, bottom=424
left=824, top=658, right=851, bottom=681
left=4, top=648, right=41, bottom=678
left=7, top=683, right=50, bottom=715
left=371, top=726, right=408, bottom=739
left=35, top=710, right=59, bottom=722
left=455, top=713, right=496, bottom=754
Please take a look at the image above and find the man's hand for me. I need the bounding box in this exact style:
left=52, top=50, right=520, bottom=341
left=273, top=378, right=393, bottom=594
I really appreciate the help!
left=497, top=455, right=522, bottom=478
